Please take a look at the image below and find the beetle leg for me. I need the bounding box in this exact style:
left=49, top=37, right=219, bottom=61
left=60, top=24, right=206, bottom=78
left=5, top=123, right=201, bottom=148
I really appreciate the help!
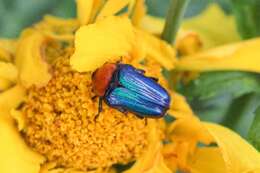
left=91, top=95, right=97, bottom=100
left=150, top=77, right=158, bottom=82
left=135, top=115, right=148, bottom=125
left=135, top=69, right=145, bottom=74
left=94, top=97, right=103, bottom=120
left=137, top=116, right=147, bottom=125
left=116, top=57, right=123, bottom=64
left=117, top=107, right=127, bottom=114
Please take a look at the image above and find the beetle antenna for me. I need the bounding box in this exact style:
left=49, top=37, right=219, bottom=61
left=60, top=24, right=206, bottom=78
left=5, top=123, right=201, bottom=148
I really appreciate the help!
left=94, top=97, right=103, bottom=121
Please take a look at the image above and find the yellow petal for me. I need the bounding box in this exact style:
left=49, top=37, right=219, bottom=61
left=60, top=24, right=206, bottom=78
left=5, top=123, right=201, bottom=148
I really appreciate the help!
left=146, top=153, right=173, bottom=173
left=168, top=117, right=213, bottom=145
left=204, top=122, right=260, bottom=173
left=182, top=4, right=240, bottom=49
left=0, top=77, right=12, bottom=91
left=176, top=38, right=260, bottom=73
left=136, top=29, right=176, bottom=70
left=15, top=29, right=52, bottom=87
left=188, top=147, right=227, bottom=173
left=0, top=39, right=16, bottom=54
left=0, top=39, right=16, bottom=61
left=35, top=15, right=79, bottom=41
left=126, top=153, right=172, bottom=173
left=163, top=142, right=191, bottom=171
left=0, top=85, right=44, bottom=173
left=129, top=0, right=146, bottom=26
left=0, top=85, right=25, bottom=115
left=97, top=0, right=131, bottom=20
left=168, top=92, right=193, bottom=118
left=71, top=16, right=136, bottom=72
left=40, top=162, right=111, bottom=173
left=124, top=120, right=172, bottom=173
left=10, top=109, right=25, bottom=131
left=140, top=16, right=203, bottom=57
left=77, top=0, right=94, bottom=25
left=0, top=49, right=11, bottom=61
left=0, top=61, right=18, bottom=82
left=140, top=15, right=164, bottom=35
left=176, top=31, right=202, bottom=56
left=0, top=116, right=45, bottom=173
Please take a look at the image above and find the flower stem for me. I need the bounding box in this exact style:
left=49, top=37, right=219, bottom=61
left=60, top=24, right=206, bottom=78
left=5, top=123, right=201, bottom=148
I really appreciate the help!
left=161, top=0, right=190, bottom=44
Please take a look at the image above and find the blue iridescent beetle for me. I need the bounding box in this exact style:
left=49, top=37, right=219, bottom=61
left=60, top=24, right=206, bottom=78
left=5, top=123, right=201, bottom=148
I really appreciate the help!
left=92, top=63, right=171, bottom=118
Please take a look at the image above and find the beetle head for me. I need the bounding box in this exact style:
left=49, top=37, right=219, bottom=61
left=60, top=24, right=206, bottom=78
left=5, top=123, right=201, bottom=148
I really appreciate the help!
left=92, top=63, right=117, bottom=97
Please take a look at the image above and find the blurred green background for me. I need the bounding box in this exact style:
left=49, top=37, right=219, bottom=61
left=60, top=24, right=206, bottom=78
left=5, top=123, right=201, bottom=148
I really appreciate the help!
left=0, top=0, right=231, bottom=38
left=1, top=0, right=260, bottom=150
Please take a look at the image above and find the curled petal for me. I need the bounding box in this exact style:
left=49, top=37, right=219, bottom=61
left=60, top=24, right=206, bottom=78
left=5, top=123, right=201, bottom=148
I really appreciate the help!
left=165, top=92, right=214, bottom=170
left=168, top=117, right=213, bottom=145
left=0, top=61, right=18, bottom=82
left=35, top=15, right=79, bottom=41
left=136, top=29, right=176, bottom=70
left=0, top=62, right=17, bottom=91
left=77, top=0, right=94, bottom=25
left=164, top=118, right=213, bottom=170
left=124, top=120, right=171, bottom=173
left=140, top=15, right=164, bottom=35
left=0, top=85, right=25, bottom=115
left=0, top=49, right=11, bottom=62
left=77, top=0, right=105, bottom=25
left=0, top=115, right=45, bottom=173
left=97, top=0, right=131, bottom=20
left=163, top=142, right=190, bottom=171
left=168, top=92, right=193, bottom=118
left=0, top=39, right=16, bottom=54
left=0, top=78, right=12, bottom=91
left=0, top=85, right=44, bottom=173
left=203, top=122, right=260, bottom=173
left=188, top=147, right=226, bottom=173
left=71, top=16, right=136, bottom=72
left=176, top=31, right=202, bottom=56
left=176, top=38, right=260, bottom=73
left=129, top=0, right=146, bottom=26
left=0, top=39, right=16, bottom=61
left=10, top=109, right=25, bottom=131
left=15, top=29, right=52, bottom=87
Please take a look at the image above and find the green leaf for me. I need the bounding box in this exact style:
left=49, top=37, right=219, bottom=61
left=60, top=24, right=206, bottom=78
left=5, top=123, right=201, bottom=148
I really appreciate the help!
left=179, top=71, right=260, bottom=101
left=221, top=93, right=260, bottom=137
left=146, top=0, right=231, bottom=18
left=188, top=95, right=232, bottom=124
left=178, top=72, right=260, bottom=137
left=0, top=0, right=75, bottom=38
left=248, top=106, right=260, bottom=151
left=231, top=0, right=260, bottom=39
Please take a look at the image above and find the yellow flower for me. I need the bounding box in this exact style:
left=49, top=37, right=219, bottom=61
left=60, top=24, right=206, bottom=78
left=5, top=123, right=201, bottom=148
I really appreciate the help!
left=0, top=1, right=260, bottom=173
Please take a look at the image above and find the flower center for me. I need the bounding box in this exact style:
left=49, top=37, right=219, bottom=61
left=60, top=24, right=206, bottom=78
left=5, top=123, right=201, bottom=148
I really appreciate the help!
left=22, top=57, right=148, bottom=170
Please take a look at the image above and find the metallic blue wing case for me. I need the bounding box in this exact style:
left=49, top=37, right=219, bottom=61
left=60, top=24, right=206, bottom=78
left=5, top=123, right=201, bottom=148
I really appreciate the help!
left=104, top=64, right=170, bottom=118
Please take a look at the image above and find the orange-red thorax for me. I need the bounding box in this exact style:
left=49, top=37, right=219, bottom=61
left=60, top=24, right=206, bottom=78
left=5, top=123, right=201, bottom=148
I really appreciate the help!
left=92, top=63, right=117, bottom=97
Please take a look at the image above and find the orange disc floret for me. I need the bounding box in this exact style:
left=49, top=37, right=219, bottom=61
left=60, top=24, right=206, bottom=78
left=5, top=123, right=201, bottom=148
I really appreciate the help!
left=22, top=55, right=148, bottom=171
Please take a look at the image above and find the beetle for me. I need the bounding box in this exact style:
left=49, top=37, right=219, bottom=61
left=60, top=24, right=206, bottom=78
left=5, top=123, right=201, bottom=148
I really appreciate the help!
left=92, top=63, right=171, bottom=119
